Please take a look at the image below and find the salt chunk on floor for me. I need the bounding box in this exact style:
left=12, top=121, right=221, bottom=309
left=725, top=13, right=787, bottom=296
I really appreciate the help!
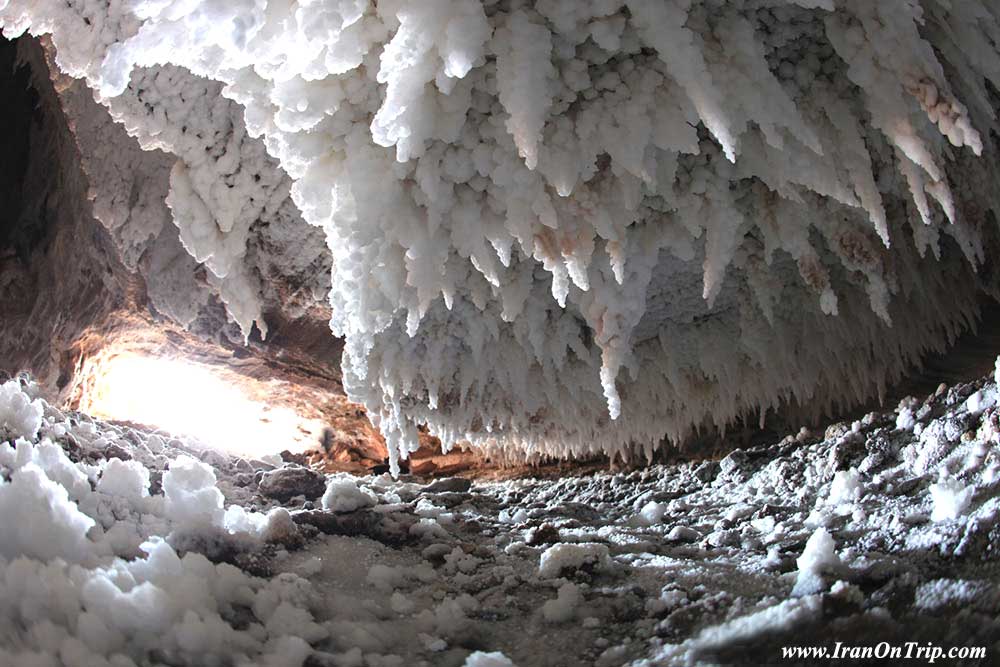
left=646, top=588, right=688, bottom=615
left=81, top=576, right=173, bottom=635
left=463, top=651, right=517, bottom=667
left=0, top=463, right=96, bottom=562
left=792, top=527, right=841, bottom=596
left=538, top=543, right=611, bottom=578
left=391, top=591, right=415, bottom=614
left=0, top=380, right=44, bottom=440
left=367, top=564, right=407, bottom=591
left=298, top=556, right=324, bottom=577
left=929, top=475, right=975, bottom=522
left=658, top=596, right=823, bottom=662
left=97, top=458, right=151, bottom=499
left=261, top=507, right=298, bottom=543
left=797, top=528, right=841, bottom=574
left=542, top=582, right=580, bottom=623
left=223, top=504, right=269, bottom=535
left=637, top=501, right=667, bottom=525
left=322, top=475, right=376, bottom=513
left=826, top=468, right=862, bottom=505
left=1, top=439, right=91, bottom=500
left=965, top=388, right=997, bottom=416
left=499, top=508, right=528, bottom=524
left=666, top=525, right=701, bottom=542
left=895, top=406, right=916, bottom=431
left=163, top=455, right=225, bottom=527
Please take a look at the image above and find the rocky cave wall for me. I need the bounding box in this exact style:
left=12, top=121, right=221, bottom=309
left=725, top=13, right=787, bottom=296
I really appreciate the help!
left=0, top=35, right=391, bottom=467
left=0, top=35, right=142, bottom=395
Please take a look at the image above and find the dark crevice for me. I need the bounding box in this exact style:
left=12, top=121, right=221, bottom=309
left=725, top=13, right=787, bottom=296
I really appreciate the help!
left=0, top=36, right=44, bottom=262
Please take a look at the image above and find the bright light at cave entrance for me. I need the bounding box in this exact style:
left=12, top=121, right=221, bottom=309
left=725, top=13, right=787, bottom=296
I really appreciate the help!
left=83, top=354, right=319, bottom=459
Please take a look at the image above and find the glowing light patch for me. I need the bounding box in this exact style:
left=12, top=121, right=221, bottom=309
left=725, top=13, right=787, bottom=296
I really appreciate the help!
left=82, top=354, right=320, bottom=459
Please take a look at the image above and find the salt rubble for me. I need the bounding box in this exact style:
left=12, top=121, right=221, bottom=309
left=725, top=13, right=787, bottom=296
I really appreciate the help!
left=464, top=651, right=517, bottom=667
left=5, top=2, right=1000, bottom=472
left=791, top=527, right=842, bottom=596
left=321, top=475, right=378, bottom=513
left=0, top=376, right=44, bottom=440
left=542, top=582, right=582, bottom=623
left=0, top=362, right=997, bottom=664
left=538, top=542, right=612, bottom=579
left=929, top=475, right=975, bottom=523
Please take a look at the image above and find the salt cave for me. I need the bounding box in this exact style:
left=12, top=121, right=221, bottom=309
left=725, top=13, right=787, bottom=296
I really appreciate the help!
left=4, top=0, right=1000, bottom=471
left=1, top=1, right=1000, bottom=666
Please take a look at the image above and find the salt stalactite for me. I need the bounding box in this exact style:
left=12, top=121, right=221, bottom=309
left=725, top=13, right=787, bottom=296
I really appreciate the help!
left=4, top=1, right=1000, bottom=473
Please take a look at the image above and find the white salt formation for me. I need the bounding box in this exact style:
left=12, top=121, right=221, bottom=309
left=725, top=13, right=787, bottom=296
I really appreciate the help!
left=321, top=474, right=377, bottom=513
left=4, top=2, right=1000, bottom=471
left=1, top=353, right=999, bottom=666
left=0, top=377, right=44, bottom=440
left=792, top=527, right=841, bottom=596
left=929, top=474, right=975, bottom=522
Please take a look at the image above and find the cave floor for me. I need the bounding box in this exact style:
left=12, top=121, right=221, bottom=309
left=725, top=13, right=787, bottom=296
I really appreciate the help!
left=2, top=367, right=999, bottom=667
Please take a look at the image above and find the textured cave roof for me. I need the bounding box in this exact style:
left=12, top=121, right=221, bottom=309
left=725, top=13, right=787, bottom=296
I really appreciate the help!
left=2, top=1, right=1000, bottom=472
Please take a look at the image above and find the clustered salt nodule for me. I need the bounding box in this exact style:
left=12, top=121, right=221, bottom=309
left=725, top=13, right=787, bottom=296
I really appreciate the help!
left=3, top=2, right=1000, bottom=473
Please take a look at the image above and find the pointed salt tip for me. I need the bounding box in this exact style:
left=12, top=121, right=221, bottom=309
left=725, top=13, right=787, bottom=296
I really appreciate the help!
left=701, top=285, right=719, bottom=310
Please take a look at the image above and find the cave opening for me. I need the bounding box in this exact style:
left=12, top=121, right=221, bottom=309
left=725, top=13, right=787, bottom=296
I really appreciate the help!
left=0, top=34, right=388, bottom=469
left=78, top=353, right=323, bottom=460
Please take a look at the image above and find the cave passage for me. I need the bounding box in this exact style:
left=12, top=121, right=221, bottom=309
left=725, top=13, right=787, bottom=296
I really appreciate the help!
left=1, top=3, right=1000, bottom=667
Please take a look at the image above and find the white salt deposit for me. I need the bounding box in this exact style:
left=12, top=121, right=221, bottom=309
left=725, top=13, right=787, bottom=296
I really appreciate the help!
left=650, top=595, right=824, bottom=664
left=390, top=591, right=415, bottom=615
left=826, top=468, right=862, bottom=506
left=463, top=651, right=517, bottom=667
left=914, top=578, right=996, bottom=611
left=895, top=405, right=916, bottom=431
left=97, top=458, right=151, bottom=499
left=538, top=543, right=611, bottom=579
left=162, top=455, right=225, bottom=527
left=0, top=438, right=91, bottom=500
left=797, top=527, right=842, bottom=574
left=793, top=527, right=841, bottom=596
left=542, top=582, right=581, bottom=623
left=965, top=387, right=997, bottom=416
left=637, top=500, right=667, bottom=525
left=0, top=462, right=95, bottom=563
left=0, top=363, right=999, bottom=664
left=929, top=475, right=975, bottom=522
left=322, top=475, right=377, bottom=513
left=0, top=379, right=44, bottom=441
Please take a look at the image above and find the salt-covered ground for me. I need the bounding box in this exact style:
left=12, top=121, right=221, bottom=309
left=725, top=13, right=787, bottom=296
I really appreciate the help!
left=2, top=364, right=999, bottom=666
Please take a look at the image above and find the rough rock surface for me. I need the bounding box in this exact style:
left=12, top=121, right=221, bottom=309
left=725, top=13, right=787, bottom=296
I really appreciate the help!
left=259, top=465, right=328, bottom=502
